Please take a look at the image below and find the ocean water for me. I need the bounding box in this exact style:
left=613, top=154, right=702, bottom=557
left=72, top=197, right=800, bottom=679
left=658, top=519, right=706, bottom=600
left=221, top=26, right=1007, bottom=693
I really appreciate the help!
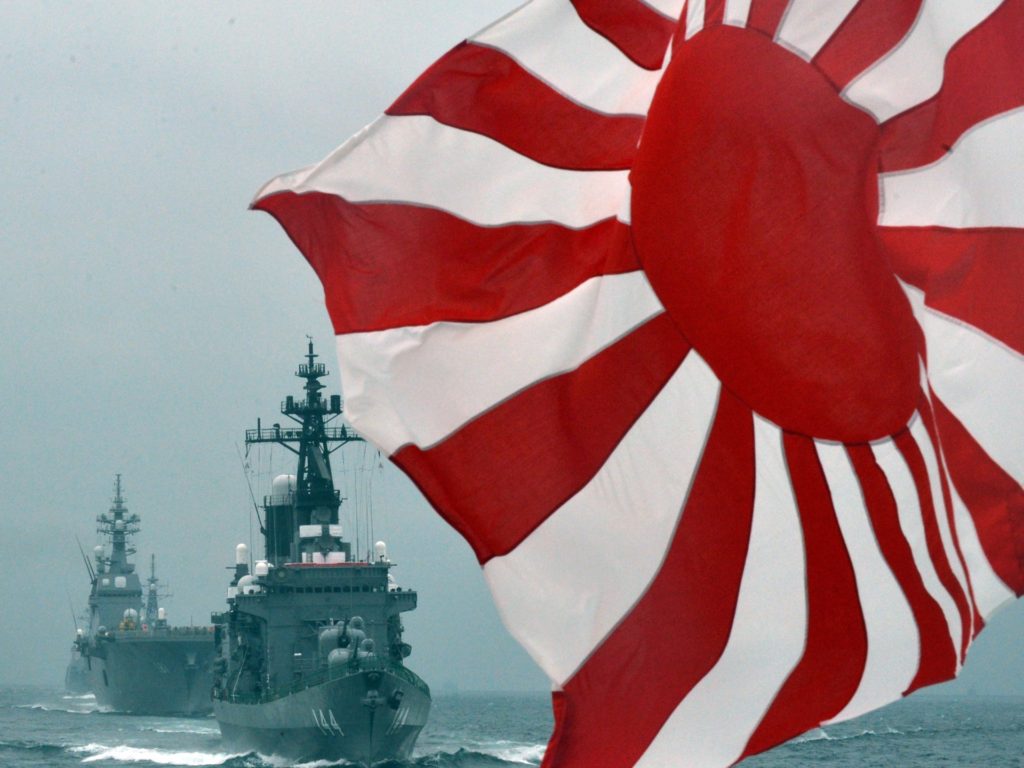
left=1, top=685, right=1021, bottom=768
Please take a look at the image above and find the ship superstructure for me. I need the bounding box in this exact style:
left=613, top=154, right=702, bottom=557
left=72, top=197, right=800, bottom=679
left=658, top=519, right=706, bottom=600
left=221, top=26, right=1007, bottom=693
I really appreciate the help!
left=74, top=476, right=215, bottom=715
left=212, top=341, right=430, bottom=763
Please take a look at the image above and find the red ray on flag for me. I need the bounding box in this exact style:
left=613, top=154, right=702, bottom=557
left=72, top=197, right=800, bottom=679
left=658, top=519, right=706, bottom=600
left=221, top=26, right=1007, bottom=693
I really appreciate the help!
left=253, top=1, right=1024, bottom=765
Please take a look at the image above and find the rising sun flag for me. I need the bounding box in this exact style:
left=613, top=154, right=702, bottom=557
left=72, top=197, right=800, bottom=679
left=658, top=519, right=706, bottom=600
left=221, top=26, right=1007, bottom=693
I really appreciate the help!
left=253, top=1, right=1024, bottom=765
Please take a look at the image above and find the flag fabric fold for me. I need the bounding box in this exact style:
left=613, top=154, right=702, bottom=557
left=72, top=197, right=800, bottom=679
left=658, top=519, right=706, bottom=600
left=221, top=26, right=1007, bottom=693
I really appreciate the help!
left=254, top=1, right=1024, bottom=765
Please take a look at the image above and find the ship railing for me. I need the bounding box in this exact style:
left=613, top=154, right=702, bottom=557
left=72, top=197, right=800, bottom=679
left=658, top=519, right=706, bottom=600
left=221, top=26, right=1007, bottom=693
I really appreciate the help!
left=291, top=657, right=430, bottom=697
left=354, top=657, right=431, bottom=696
left=222, top=657, right=430, bottom=704
left=109, top=625, right=214, bottom=638
left=245, top=426, right=358, bottom=443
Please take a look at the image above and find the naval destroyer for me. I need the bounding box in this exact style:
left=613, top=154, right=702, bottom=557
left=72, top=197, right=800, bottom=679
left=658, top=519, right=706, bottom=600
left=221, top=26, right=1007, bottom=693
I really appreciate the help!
left=212, top=342, right=430, bottom=763
left=64, top=636, right=90, bottom=694
left=74, top=476, right=216, bottom=715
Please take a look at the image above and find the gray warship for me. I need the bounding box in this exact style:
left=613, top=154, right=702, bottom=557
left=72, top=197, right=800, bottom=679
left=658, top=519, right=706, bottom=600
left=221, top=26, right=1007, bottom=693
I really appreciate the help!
left=75, top=476, right=216, bottom=715
left=64, top=637, right=89, bottom=694
left=212, top=342, right=430, bottom=764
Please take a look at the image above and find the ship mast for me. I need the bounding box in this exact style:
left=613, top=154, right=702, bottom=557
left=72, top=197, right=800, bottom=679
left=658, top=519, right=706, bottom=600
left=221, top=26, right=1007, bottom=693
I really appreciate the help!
left=96, top=474, right=140, bottom=574
left=144, top=554, right=160, bottom=624
left=245, top=340, right=364, bottom=566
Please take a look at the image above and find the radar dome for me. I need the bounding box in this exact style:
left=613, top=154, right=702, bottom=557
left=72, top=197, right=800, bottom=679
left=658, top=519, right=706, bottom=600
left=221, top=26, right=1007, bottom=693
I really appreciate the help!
left=235, top=543, right=249, bottom=565
left=319, top=626, right=343, bottom=657
left=271, top=474, right=296, bottom=498
left=328, top=647, right=352, bottom=668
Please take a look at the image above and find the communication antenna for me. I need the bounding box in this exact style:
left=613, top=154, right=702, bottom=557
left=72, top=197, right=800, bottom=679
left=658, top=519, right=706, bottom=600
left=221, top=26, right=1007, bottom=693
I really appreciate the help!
left=66, top=588, right=80, bottom=632
left=75, top=535, right=96, bottom=583
left=236, top=442, right=265, bottom=561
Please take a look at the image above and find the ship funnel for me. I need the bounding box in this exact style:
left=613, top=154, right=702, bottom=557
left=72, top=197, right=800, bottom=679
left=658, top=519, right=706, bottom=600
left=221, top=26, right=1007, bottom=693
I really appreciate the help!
left=374, top=541, right=388, bottom=562
left=235, top=543, right=249, bottom=565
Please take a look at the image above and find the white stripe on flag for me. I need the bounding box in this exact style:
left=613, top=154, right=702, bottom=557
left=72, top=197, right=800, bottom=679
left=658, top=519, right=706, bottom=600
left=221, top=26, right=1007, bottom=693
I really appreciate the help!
left=472, top=0, right=662, bottom=115
left=909, top=415, right=974, bottom=638
left=944, top=463, right=1017, bottom=619
left=723, top=0, right=752, bottom=27
left=776, top=1, right=859, bottom=60
left=843, top=0, right=1003, bottom=122
left=902, top=283, right=1024, bottom=487
left=484, top=351, right=720, bottom=685
left=879, top=108, right=1024, bottom=228
left=817, top=441, right=919, bottom=724
left=636, top=415, right=806, bottom=768
left=685, top=0, right=706, bottom=39
left=641, top=0, right=685, bottom=21
left=336, top=271, right=664, bottom=454
left=872, top=438, right=963, bottom=664
left=254, top=114, right=630, bottom=229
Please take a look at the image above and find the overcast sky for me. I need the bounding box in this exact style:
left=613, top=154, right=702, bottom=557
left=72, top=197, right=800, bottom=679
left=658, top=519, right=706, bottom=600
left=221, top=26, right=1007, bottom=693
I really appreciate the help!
left=1, top=0, right=1021, bottom=698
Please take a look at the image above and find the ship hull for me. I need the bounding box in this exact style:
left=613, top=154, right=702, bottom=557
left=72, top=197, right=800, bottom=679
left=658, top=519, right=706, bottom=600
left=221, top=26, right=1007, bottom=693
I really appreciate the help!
left=214, top=667, right=430, bottom=764
left=86, top=632, right=215, bottom=715
left=65, top=654, right=91, bottom=694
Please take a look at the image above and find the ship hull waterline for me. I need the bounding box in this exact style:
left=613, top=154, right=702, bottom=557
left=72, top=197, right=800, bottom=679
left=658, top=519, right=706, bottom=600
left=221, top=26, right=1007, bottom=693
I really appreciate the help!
left=214, top=668, right=429, bottom=764
left=86, top=633, right=216, bottom=716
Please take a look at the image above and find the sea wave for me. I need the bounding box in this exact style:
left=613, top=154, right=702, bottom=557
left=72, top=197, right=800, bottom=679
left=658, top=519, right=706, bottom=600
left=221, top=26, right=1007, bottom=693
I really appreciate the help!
left=471, top=743, right=546, bottom=765
left=57, top=742, right=547, bottom=768
left=401, top=745, right=546, bottom=767
left=0, top=739, right=69, bottom=755
left=71, top=743, right=247, bottom=766
left=792, top=726, right=910, bottom=745
left=15, top=701, right=104, bottom=715
left=137, top=724, right=221, bottom=735
left=245, top=755, right=355, bottom=768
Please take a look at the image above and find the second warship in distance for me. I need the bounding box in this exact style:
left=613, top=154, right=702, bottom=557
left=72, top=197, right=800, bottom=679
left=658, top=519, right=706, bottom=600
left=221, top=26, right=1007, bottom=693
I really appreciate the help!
left=74, top=475, right=216, bottom=715
left=212, top=341, right=430, bottom=763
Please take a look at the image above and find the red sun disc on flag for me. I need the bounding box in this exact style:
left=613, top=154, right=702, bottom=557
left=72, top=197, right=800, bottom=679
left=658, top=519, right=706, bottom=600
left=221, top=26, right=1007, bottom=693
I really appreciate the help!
left=632, top=25, right=920, bottom=442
